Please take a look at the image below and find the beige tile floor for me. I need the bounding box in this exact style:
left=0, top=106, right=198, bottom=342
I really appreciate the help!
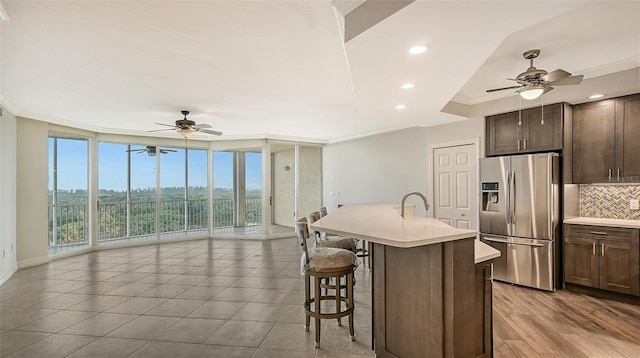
left=0, top=238, right=374, bottom=358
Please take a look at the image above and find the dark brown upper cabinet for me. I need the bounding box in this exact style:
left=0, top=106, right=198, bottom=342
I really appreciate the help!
left=614, top=94, right=640, bottom=179
left=572, top=93, right=640, bottom=183
left=486, top=103, right=565, bottom=157
left=572, top=99, right=616, bottom=183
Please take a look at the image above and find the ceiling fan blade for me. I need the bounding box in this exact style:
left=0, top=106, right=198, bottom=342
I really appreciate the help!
left=542, top=86, right=554, bottom=95
left=486, top=85, right=523, bottom=93
left=197, top=128, right=223, bottom=136
left=541, top=69, right=571, bottom=83
left=154, top=122, right=177, bottom=128
left=193, top=123, right=212, bottom=129
left=550, top=75, right=584, bottom=86
left=159, top=149, right=178, bottom=154
left=126, top=149, right=147, bottom=153
left=147, top=128, right=175, bottom=132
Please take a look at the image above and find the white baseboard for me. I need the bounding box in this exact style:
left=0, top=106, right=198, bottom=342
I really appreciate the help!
left=0, top=264, right=18, bottom=286
left=17, top=256, right=50, bottom=269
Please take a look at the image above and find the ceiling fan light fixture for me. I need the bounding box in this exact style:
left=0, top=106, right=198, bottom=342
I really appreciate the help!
left=520, top=86, right=544, bottom=100
left=178, top=128, right=193, bottom=138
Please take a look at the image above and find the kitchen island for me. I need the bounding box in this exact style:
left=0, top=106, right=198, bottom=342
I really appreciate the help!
left=311, top=204, right=499, bottom=358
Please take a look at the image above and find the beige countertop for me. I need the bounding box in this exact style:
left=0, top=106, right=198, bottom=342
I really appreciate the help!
left=564, top=217, right=640, bottom=229
left=475, top=240, right=501, bottom=264
left=310, top=204, right=477, bottom=248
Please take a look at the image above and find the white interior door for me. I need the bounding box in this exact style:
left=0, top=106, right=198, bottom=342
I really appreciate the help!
left=433, top=144, right=478, bottom=229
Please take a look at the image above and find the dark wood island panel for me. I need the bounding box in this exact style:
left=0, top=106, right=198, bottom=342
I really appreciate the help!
left=372, top=237, right=476, bottom=357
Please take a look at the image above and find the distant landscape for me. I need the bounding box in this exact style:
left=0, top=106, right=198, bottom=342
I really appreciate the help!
left=49, top=187, right=263, bottom=246
left=50, top=187, right=262, bottom=204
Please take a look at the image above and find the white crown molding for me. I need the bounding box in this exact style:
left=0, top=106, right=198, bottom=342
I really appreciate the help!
left=0, top=94, right=18, bottom=115
left=17, top=109, right=328, bottom=145
left=17, top=110, right=103, bottom=132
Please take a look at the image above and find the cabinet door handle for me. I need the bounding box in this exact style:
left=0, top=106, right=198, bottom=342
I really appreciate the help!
left=590, top=231, right=608, bottom=235
left=608, top=169, right=613, bottom=181
left=601, top=243, right=605, bottom=256
left=617, top=169, right=621, bottom=181
left=592, top=242, right=596, bottom=255
left=517, top=140, right=521, bottom=150
left=523, top=139, right=527, bottom=150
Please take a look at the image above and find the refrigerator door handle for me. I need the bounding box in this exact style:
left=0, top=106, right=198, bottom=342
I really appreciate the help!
left=483, top=237, right=545, bottom=248
left=547, top=156, right=553, bottom=237
left=510, top=170, right=516, bottom=227
left=506, top=171, right=512, bottom=226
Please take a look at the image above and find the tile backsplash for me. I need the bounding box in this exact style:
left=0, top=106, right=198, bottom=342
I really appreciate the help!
left=580, top=184, right=640, bottom=220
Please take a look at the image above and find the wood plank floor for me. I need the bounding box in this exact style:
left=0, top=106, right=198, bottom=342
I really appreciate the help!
left=493, top=281, right=640, bottom=357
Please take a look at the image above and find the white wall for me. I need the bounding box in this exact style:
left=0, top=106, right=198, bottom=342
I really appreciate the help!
left=0, top=108, right=18, bottom=285
left=272, top=146, right=323, bottom=226
left=323, top=117, right=485, bottom=217
left=298, top=146, right=322, bottom=219
left=273, top=149, right=295, bottom=225
left=323, top=126, right=430, bottom=215
left=424, top=117, right=484, bottom=157
left=16, top=117, right=50, bottom=267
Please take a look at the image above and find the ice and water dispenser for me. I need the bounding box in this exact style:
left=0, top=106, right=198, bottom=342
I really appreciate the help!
left=481, top=182, right=500, bottom=212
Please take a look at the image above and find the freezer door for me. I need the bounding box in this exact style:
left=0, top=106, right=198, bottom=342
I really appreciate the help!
left=481, top=235, right=555, bottom=291
left=479, top=156, right=510, bottom=236
left=510, top=153, right=558, bottom=240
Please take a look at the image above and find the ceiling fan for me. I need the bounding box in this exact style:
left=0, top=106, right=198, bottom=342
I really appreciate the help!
left=127, top=146, right=177, bottom=156
left=152, top=110, right=222, bottom=138
left=486, top=49, right=584, bottom=100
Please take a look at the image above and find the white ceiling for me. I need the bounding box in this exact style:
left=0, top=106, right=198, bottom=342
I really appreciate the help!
left=1, top=1, right=639, bottom=143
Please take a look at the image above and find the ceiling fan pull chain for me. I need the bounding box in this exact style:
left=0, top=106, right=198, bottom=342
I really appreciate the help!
left=518, top=95, right=522, bottom=126
left=541, top=95, right=544, bottom=125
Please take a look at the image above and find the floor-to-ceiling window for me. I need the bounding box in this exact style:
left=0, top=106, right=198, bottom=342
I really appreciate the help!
left=160, top=147, right=186, bottom=235
left=187, top=148, right=208, bottom=231
left=212, top=149, right=264, bottom=235
left=129, top=145, right=157, bottom=238
left=245, top=152, right=263, bottom=226
left=48, top=135, right=320, bottom=249
left=98, top=143, right=158, bottom=244
left=48, top=137, right=89, bottom=253
left=160, top=146, right=209, bottom=237
left=97, top=142, right=129, bottom=243
left=98, top=143, right=209, bottom=244
left=213, top=151, right=234, bottom=229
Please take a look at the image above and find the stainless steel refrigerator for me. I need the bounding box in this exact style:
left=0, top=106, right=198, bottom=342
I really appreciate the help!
left=479, top=153, right=560, bottom=291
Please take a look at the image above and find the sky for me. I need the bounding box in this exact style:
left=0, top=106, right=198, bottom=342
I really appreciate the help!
left=49, top=138, right=263, bottom=191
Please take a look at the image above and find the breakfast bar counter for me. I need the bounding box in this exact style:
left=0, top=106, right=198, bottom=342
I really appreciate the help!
left=312, top=204, right=497, bottom=358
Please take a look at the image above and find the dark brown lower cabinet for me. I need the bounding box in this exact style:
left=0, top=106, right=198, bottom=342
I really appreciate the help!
left=564, top=236, right=600, bottom=288
left=564, top=224, right=640, bottom=296
left=475, top=262, right=493, bottom=358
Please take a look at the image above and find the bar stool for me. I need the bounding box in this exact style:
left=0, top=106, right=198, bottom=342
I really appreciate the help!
left=308, top=211, right=356, bottom=252
left=296, top=219, right=356, bottom=348
left=319, top=206, right=369, bottom=268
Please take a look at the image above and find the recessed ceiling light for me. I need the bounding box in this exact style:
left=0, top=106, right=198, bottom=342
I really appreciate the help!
left=588, top=94, right=605, bottom=99
left=409, top=45, right=429, bottom=55
left=401, top=83, right=415, bottom=89
left=395, top=104, right=407, bottom=110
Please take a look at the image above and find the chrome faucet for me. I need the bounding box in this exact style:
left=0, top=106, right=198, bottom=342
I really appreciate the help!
left=401, top=191, right=429, bottom=218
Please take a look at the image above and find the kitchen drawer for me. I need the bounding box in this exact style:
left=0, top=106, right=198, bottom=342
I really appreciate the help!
left=565, top=224, right=639, bottom=243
